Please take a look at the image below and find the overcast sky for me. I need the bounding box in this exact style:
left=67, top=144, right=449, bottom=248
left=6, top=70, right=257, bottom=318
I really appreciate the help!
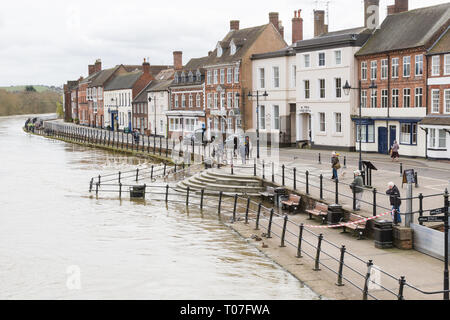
left=0, top=0, right=447, bottom=87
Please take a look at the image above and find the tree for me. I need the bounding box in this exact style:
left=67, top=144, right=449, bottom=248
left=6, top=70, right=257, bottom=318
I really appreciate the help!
left=25, top=85, right=37, bottom=92
left=56, top=96, right=64, bottom=118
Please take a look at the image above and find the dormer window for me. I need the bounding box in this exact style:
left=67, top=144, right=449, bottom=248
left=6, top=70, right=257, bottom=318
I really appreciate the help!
left=188, top=71, right=193, bottom=83
left=230, top=40, right=237, bottom=55
left=181, top=72, right=186, bottom=83
left=196, top=71, right=201, bottom=82
left=217, top=43, right=223, bottom=57
left=174, top=72, right=179, bottom=84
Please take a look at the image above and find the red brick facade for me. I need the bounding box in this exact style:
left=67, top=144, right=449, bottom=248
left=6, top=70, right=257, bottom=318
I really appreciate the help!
left=427, top=52, right=450, bottom=115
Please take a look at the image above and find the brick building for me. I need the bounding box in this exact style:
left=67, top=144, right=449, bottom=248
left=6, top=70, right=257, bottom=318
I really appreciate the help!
left=203, top=14, right=287, bottom=141
left=420, top=26, right=450, bottom=159
left=354, top=2, right=450, bottom=157
left=63, top=80, right=79, bottom=122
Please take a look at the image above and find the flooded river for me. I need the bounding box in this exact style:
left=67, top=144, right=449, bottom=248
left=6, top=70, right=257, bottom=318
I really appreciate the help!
left=0, top=115, right=318, bottom=300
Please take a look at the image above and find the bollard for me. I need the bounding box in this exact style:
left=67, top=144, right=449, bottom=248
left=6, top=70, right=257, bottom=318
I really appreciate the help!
left=415, top=172, right=418, bottom=188
left=267, top=209, right=274, bottom=239
left=218, top=191, right=223, bottom=217
left=255, top=203, right=262, bottom=230
left=353, top=184, right=357, bottom=211
left=296, top=224, right=304, bottom=258
left=293, top=168, right=297, bottom=190
left=397, top=276, right=406, bottom=300
left=313, top=234, right=323, bottom=271
left=280, top=215, right=288, bottom=248
left=344, top=156, right=347, bottom=169
left=151, top=165, right=154, bottom=180
left=119, top=183, right=122, bottom=199
left=200, top=189, right=205, bottom=210
left=118, top=171, right=121, bottom=184
left=282, top=165, right=285, bottom=186
left=336, top=245, right=346, bottom=286
left=174, top=164, right=177, bottom=173
left=98, top=175, right=101, bottom=185
left=318, top=153, right=321, bottom=164
left=262, top=161, right=265, bottom=180
left=186, top=186, right=190, bottom=206
left=272, top=162, right=275, bottom=183
left=419, top=193, right=424, bottom=226
left=363, top=260, right=373, bottom=300
left=160, top=137, right=162, bottom=156
left=89, top=178, right=93, bottom=193
left=163, top=163, right=167, bottom=176
left=335, top=178, right=339, bottom=204
left=143, top=184, right=147, bottom=199
left=147, top=137, right=150, bottom=153
left=373, top=188, right=377, bottom=217
left=245, top=198, right=250, bottom=224
left=136, top=169, right=139, bottom=182
left=254, top=159, right=257, bottom=177
left=400, top=163, right=403, bottom=177
left=306, top=171, right=310, bottom=195
left=165, top=185, right=169, bottom=202
left=95, top=183, right=99, bottom=197
left=320, top=174, right=324, bottom=200
left=232, top=194, right=238, bottom=222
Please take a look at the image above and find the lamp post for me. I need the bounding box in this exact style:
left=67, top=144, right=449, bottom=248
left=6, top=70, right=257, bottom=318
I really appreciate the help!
left=111, top=97, right=118, bottom=132
left=148, top=95, right=157, bottom=137
left=343, top=80, right=377, bottom=171
left=248, top=90, right=268, bottom=159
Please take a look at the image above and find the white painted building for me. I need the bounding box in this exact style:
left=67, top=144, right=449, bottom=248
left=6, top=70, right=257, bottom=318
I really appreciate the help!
left=103, top=88, right=133, bottom=131
left=147, top=80, right=173, bottom=138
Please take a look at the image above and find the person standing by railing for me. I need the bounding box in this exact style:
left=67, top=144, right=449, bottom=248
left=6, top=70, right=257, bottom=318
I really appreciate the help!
left=350, top=170, right=364, bottom=211
left=386, top=182, right=402, bottom=225
left=331, top=152, right=341, bottom=181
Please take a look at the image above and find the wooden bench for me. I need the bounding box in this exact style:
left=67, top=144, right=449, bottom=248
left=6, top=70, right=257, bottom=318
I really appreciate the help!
left=341, top=213, right=367, bottom=240
left=305, top=203, right=328, bottom=224
left=259, top=186, right=275, bottom=202
left=281, top=194, right=301, bottom=212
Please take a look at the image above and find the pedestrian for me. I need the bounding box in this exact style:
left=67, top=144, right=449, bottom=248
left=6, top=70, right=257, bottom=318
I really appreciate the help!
left=331, top=152, right=341, bottom=180
left=390, top=140, right=400, bottom=162
left=386, top=182, right=402, bottom=225
left=233, top=136, right=238, bottom=158
left=245, top=136, right=250, bottom=160
left=350, top=170, right=364, bottom=211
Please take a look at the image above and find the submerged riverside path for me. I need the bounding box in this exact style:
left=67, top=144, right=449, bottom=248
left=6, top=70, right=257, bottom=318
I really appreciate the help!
left=38, top=120, right=450, bottom=300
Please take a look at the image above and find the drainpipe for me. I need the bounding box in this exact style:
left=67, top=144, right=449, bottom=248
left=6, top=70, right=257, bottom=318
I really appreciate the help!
left=387, top=53, right=391, bottom=153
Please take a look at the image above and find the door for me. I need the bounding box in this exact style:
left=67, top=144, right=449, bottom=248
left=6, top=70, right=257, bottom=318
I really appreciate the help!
left=111, top=113, right=115, bottom=131
left=389, top=126, right=397, bottom=150
left=378, top=127, right=388, bottom=154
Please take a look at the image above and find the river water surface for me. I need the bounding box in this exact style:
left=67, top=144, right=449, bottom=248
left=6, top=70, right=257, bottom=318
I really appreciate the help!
left=0, top=115, right=318, bottom=300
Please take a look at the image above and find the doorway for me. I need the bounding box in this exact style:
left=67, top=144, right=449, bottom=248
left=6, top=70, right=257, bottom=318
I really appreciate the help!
left=389, top=126, right=397, bottom=150
left=378, top=127, right=388, bottom=154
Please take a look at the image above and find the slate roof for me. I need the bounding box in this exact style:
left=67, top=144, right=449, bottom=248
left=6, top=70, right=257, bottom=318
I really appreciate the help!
left=132, top=79, right=173, bottom=104
left=89, top=66, right=120, bottom=87
left=356, top=3, right=450, bottom=56
left=171, top=56, right=210, bottom=87
left=104, top=71, right=143, bottom=91
left=420, top=116, right=450, bottom=126
left=428, top=26, right=450, bottom=55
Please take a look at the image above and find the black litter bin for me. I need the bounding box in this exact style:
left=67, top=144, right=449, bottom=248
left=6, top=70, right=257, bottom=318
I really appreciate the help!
left=204, top=159, right=213, bottom=169
left=374, top=220, right=393, bottom=249
left=328, top=204, right=343, bottom=225
left=274, top=187, right=288, bottom=208
left=130, top=185, right=146, bottom=199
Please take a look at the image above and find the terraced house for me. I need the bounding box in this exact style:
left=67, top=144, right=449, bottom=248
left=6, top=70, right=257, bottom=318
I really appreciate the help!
left=204, top=13, right=287, bottom=140
left=354, top=1, right=450, bottom=157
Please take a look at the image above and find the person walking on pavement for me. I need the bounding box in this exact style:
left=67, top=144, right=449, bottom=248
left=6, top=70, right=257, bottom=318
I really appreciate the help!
left=245, top=136, right=251, bottom=160
left=386, top=182, right=402, bottom=225
left=350, top=170, right=364, bottom=211
left=390, top=140, right=400, bottom=162
left=331, top=152, right=341, bottom=180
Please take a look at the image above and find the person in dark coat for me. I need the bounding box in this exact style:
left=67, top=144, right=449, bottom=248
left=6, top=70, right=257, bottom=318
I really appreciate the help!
left=331, top=152, right=340, bottom=180
left=386, top=182, right=402, bottom=225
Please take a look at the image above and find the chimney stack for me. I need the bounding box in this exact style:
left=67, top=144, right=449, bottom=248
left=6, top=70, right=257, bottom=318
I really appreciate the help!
left=230, top=20, right=240, bottom=31
left=142, top=58, right=150, bottom=74
left=173, top=51, right=183, bottom=71
left=94, top=59, right=102, bottom=73
left=388, top=0, right=409, bottom=15
left=269, top=12, right=280, bottom=33
left=364, top=0, right=380, bottom=29
left=314, top=10, right=327, bottom=37
left=292, top=9, right=304, bottom=44
left=88, top=65, right=95, bottom=76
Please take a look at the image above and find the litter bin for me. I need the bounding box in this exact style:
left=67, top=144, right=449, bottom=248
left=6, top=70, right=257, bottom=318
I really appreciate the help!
left=130, top=185, right=146, bottom=199
left=374, top=220, right=393, bottom=249
left=274, top=187, right=288, bottom=208
left=204, top=159, right=213, bottom=169
left=328, top=204, right=343, bottom=225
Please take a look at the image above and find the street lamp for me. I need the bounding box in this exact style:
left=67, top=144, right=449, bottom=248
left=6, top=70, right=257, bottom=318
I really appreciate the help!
left=148, top=96, right=157, bottom=137
left=343, top=80, right=377, bottom=170
left=111, top=97, right=118, bottom=132
left=248, top=90, right=269, bottom=159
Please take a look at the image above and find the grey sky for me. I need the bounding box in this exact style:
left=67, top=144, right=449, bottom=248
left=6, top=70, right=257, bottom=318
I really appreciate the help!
left=0, top=0, right=447, bottom=87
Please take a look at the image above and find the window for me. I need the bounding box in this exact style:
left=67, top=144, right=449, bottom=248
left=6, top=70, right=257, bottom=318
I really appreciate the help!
left=392, top=58, right=399, bottom=78
left=319, top=112, right=326, bottom=132
left=432, top=56, right=440, bottom=76
left=227, top=68, right=232, bottom=84
left=304, top=80, right=310, bottom=99
left=371, top=90, right=377, bottom=108
left=196, top=93, right=201, bottom=108
left=335, top=51, right=342, bottom=65
left=415, top=88, right=423, bottom=108
left=319, top=79, right=325, bottom=98
left=220, top=69, right=225, bottom=84
left=392, top=89, right=399, bottom=108
left=213, top=70, right=218, bottom=84
left=273, top=66, right=280, bottom=88
left=182, top=95, right=186, bottom=108
left=318, top=52, right=325, bottom=66
left=235, top=93, right=240, bottom=108
left=400, top=123, right=417, bottom=145
left=174, top=94, right=179, bottom=108
left=432, top=90, right=440, bottom=113
left=361, top=90, right=367, bottom=108
left=381, top=59, right=388, bottom=79
left=273, top=105, right=280, bottom=130
left=230, top=42, right=237, bottom=55
left=234, top=67, right=239, bottom=83
left=304, top=54, right=310, bottom=68
left=258, top=68, right=265, bottom=88
left=259, top=105, right=266, bottom=129
left=227, top=117, right=233, bottom=133
left=403, top=88, right=411, bottom=108
left=334, top=113, right=342, bottom=133
left=429, top=129, right=436, bottom=148
left=220, top=92, right=225, bottom=109
left=445, top=55, right=450, bottom=75
left=207, top=93, right=212, bottom=108
left=445, top=90, right=450, bottom=114
left=188, top=72, right=193, bottom=82
left=335, top=78, right=342, bottom=98
left=207, top=71, right=212, bottom=84
left=227, top=92, right=233, bottom=109
left=381, top=89, right=388, bottom=108
left=291, top=65, right=297, bottom=88
left=403, top=56, right=411, bottom=77
left=361, top=61, right=367, bottom=80
left=439, top=130, right=447, bottom=148
left=214, top=93, right=218, bottom=109
left=189, top=94, right=193, bottom=108
left=415, top=55, right=423, bottom=76
left=371, top=61, right=377, bottom=80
